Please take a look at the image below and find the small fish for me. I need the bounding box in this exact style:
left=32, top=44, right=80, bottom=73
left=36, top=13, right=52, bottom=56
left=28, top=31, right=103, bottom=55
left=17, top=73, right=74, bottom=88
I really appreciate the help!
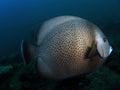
left=21, top=16, right=112, bottom=79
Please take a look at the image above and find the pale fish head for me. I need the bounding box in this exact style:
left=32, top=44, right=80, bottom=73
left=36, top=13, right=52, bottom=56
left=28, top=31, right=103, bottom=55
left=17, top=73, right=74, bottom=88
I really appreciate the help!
left=95, top=29, right=113, bottom=59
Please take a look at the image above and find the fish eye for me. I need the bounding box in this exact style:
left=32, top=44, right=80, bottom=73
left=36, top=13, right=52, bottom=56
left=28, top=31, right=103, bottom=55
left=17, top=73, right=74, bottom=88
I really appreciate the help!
left=103, top=37, right=107, bottom=42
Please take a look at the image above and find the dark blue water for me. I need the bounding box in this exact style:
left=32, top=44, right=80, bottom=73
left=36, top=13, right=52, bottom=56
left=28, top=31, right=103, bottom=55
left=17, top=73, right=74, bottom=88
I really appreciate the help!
left=0, top=0, right=120, bottom=57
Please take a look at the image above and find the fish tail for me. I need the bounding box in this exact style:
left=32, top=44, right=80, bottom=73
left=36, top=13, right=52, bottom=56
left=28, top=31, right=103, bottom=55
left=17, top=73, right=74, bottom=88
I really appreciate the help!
left=21, top=40, right=36, bottom=64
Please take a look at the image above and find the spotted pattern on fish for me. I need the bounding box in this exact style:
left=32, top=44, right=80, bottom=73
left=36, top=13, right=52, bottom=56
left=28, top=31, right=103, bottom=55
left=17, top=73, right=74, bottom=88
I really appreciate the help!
left=38, top=19, right=101, bottom=78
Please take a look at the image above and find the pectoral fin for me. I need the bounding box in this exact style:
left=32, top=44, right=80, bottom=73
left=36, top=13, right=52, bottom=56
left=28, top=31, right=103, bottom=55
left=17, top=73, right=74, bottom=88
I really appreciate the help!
left=86, top=43, right=97, bottom=59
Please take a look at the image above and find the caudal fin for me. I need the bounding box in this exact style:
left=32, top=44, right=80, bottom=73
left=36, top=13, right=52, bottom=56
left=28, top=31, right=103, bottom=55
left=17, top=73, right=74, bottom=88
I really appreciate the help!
left=21, top=40, right=36, bottom=64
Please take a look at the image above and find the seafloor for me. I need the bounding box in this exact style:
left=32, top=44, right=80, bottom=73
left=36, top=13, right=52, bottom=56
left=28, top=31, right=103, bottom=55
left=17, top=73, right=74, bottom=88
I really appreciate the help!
left=0, top=22, right=120, bottom=90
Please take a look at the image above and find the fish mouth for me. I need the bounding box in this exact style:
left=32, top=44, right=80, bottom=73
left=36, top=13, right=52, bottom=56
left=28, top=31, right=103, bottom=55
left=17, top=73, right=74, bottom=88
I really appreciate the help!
left=109, top=46, right=113, bottom=55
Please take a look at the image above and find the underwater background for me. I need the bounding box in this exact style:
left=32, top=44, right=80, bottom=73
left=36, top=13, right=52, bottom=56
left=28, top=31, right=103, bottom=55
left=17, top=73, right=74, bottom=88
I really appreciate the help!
left=0, top=0, right=120, bottom=90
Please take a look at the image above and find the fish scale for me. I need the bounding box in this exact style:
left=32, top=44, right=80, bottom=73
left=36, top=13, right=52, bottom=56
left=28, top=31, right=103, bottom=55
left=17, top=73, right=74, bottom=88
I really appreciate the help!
left=38, top=20, right=96, bottom=78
